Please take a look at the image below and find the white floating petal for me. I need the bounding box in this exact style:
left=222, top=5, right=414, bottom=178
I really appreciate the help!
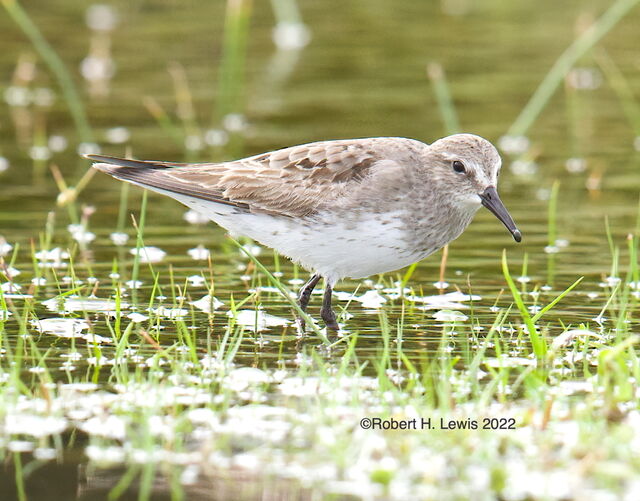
left=130, top=246, right=166, bottom=263
left=190, top=295, right=223, bottom=313
left=228, top=309, right=289, bottom=331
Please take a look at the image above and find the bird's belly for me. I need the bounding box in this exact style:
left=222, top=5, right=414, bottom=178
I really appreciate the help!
left=175, top=195, right=430, bottom=284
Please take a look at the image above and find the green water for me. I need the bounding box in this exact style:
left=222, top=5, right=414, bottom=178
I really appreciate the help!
left=1, top=0, right=640, bottom=499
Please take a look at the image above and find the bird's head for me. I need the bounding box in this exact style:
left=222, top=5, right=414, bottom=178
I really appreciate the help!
left=428, top=133, right=521, bottom=242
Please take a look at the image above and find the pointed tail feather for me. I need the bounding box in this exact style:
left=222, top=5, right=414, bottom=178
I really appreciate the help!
left=84, top=154, right=250, bottom=210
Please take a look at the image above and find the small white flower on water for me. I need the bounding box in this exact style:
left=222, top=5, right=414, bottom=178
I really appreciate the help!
left=566, top=67, right=602, bottom=90
left=185, top=134, right=204, bottom=151
left=150, top=306, right=189, bottom=319
left=43, top=296, right=128, bottom=313
left=110, top=232, right=129, bottom=246
left=551, top=329, right=601, bottom=350
left=0, top=239, right=12, bottom=256
left=223, top=113, right=247, bottom=132
left=31, top=317, right=89, bottom=336
left=8, top=441, right=35, bottom=453
left=81, top=415, right=127, bottom=440
left=605, top=276, right=621, bottom=287
left=68, top=224, right=96, bottom=244
left=238, top=244, right=261, bottom=257
left=48, top=135, right=68, bottom=152
left=510, top=159, right=538, bottom=177
left=497, top=135, right=530, bottom=155
left=204, top=129, right=229, bottom=147
left=105, top=126, right=130, bottom=144
left=4, top=86, right=31, bottom=106
left=130, top=246, right=166, bottom=263
left=5, top=414, right=68, bottom=437
left=272, top=22, right=311, bottom=50
left=432, top=310, right=468, bottom=322
left=125, top=280, right=143, bottom=289
left=357, top=290, right=387, bottom=309
left=484, top=356, right=536, bottom=368
left=85, top=445, right=126, bottom=464
left=187, top=275, right=206, bottom=287
left=3, top=266, right=20, bottom=279
left=81, top=56, right=116, bottom=81
left=29, top=145, right=51, bottom=161
left=35, top=247, right=70, bottom=262
left=228, top=309, right=289, bottom=331
left=77, top=142, right=100, bottom=156
left=187, top=245, right=210, bottom=260
left=86, top=4, right=118, bottom=31
left=180, top=465, right=200, bottom=485
left=190, top=295, right=223, bottom=313
left=1, top=282, right=21, bottom=293
left=127, top=312, right=149, bottom=323
left=565, top=157, right=586, bottom=173
left=183, top=209, right=210, bottom=225
left=432, top=280, right=449, bottom=289
left=544, top=245, right=559, bottom=254
left=34, top=448, right=58, bottom=461
left=226, top=367, right=270, bottom=391
left=407, top=291, right=480, bottom=310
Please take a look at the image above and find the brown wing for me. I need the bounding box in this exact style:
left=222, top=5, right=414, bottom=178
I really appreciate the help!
left=87, top=138, right=400, bottom=217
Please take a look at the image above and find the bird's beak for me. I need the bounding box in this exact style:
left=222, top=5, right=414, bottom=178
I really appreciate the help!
left=479, top=186, right=522, bottom=242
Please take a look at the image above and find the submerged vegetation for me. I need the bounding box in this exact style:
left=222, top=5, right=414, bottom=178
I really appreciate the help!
left=1, top=0, right=640, bottom=500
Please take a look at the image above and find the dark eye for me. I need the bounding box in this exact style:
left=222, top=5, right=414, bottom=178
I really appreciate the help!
left=452, top=160, right=466, bottom=173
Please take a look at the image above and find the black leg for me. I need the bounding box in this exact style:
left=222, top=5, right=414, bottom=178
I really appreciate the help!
left=321, top=282, right=339, bottom=330
left=297, top=273, right=321, bottom=330
left=299, top=273, right=321, bottom=312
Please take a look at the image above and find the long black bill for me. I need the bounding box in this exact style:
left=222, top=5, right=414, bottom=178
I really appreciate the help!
left=479, top=186, right=522, bottom=242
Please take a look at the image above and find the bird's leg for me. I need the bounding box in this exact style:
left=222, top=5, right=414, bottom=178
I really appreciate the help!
left=297, top=273, right=321, bottom=330
left=321, top=282, right=339, bottom=331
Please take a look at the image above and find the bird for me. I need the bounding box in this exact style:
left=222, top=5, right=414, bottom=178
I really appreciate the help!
left=86, top=133, right=521, bottom=331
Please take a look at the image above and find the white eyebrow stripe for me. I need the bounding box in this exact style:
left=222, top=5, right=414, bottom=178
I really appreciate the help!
left=440, top=152, right=461, bottom=161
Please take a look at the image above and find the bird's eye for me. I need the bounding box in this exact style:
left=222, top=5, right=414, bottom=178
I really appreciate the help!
left=452, top=160, right=466, bottom=173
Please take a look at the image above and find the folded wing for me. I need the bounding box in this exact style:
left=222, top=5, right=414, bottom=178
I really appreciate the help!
left=87, top=139, right=386, bottom=217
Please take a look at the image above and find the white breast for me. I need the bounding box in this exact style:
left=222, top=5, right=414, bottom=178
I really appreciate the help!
left=170, top=193, right=431, bottom=286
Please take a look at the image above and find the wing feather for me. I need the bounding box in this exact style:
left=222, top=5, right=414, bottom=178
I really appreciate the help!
left=86, top=138, right=424, bottom=217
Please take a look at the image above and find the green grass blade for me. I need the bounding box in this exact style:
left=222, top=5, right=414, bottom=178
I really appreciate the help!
left=507, top=0, right=640, bottom=137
